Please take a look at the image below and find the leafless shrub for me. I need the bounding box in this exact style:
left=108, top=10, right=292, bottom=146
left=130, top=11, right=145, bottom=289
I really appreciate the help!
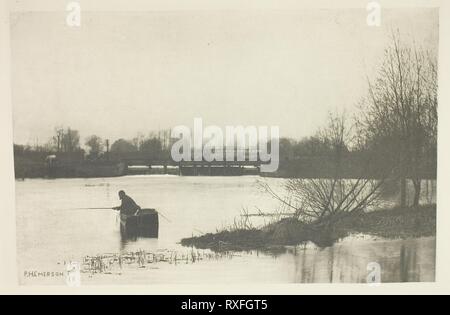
left=258, top=109, right=392, bottom=226
left=258, top=177, right=385, bottom=225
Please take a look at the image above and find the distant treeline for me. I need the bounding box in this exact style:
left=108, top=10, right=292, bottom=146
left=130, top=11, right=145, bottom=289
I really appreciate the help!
left=13, top=131, right=436, bottom=180
left=13, top=128, right=172, bottom=178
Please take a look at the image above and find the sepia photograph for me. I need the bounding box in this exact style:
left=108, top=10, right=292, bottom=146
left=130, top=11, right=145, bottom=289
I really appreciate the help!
left=1, top=0, right=445, bottom=291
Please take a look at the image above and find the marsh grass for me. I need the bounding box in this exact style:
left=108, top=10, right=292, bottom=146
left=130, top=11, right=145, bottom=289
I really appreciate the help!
left=81, top=249, right=236, bottom=275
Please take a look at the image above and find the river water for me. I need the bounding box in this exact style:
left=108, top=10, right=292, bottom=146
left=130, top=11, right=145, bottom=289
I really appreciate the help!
left=16, top=175, right=435, bottom=285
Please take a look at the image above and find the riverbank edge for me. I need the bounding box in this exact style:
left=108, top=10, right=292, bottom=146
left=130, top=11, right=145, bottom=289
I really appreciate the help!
left=180, top=205, right=436, bottom=251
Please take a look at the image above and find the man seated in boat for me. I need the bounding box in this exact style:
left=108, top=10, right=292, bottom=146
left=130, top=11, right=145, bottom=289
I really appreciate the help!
left=113, top=190, right=141, bottom=216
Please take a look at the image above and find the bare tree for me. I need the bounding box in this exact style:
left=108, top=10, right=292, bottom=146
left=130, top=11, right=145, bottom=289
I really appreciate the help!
left=131, top=132, right=145, bottom=151
left=85, top=135, right=104, bottom=159
left=52, top=126, right=65, bottom=152
left=358, top=32, right=438, bottom=207
left=259, top=112, right=387, bottom=227
left=317, top=111, right=352, bottom=176
left=51, top=127, right=81, bottom=153
left=61, top=128, right=80, bottom=153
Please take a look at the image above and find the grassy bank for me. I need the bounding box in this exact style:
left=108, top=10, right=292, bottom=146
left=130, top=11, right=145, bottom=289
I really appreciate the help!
left=181, top=205, right=436, bottom=251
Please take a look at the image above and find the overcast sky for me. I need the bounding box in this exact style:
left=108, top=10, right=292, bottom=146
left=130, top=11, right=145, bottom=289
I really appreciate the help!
left=11, top=8, right=438, bottom=145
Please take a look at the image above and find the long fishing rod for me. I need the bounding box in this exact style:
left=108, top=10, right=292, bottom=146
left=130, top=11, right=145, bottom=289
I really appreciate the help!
left=154, top=209, right=171, bottom=223
left=81, top=207, right=113, bottom=210
left=68, top=207, right=172, bottom=223
left=66, top=207, right=113, bottom=210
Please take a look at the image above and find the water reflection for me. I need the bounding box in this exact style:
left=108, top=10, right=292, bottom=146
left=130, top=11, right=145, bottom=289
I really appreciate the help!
left=119, top=232, right=138, bottom=251
left=286, top=235, right=435, bottom=283
left=82, top=235, right=435, bottom=284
